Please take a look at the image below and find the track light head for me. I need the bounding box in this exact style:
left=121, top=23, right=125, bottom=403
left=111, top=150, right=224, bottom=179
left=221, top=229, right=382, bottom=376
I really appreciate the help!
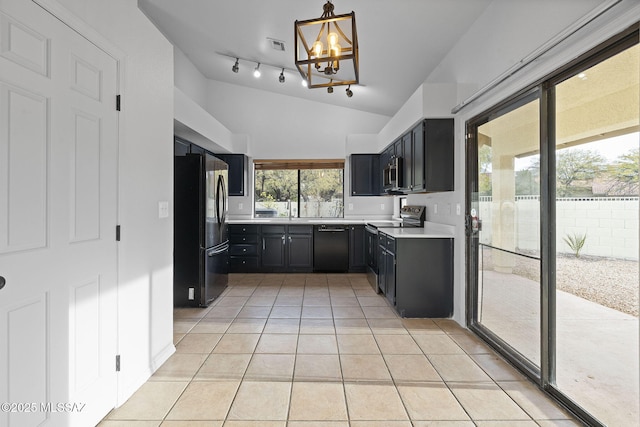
left=346, top=85, right=353, bottom=98
left=279, top=69, right=285, bottom=83
left=232, top=58, right=239, bottom=73
left=253, top=63, right=261, bottom=78
left=327, top=86, right=333, bottom=94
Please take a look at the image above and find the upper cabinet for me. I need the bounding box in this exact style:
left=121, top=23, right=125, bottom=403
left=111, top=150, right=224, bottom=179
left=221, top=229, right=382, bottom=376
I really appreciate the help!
left=215, top=154, right=246, bottom=196
left=350, top=154, right=381, bottom=196
left=379, top=118, right=454, bottom=195
left=423, top=118, right=454, bottom=192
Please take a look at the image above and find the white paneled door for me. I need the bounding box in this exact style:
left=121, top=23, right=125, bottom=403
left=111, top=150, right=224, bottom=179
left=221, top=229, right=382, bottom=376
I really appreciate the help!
left=0, top=0, right=118, bottom=426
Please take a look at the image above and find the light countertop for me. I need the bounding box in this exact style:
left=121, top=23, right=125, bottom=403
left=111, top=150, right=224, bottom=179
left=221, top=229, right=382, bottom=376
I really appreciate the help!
left=378, top=222, right=456, bottom=239
left=226, top=218, right=456, bottom=238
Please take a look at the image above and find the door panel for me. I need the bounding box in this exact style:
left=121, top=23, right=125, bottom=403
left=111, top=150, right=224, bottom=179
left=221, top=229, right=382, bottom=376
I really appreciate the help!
left=468, top=93, right=542, bottom=370
left=0, top=0, right=119, bottom=425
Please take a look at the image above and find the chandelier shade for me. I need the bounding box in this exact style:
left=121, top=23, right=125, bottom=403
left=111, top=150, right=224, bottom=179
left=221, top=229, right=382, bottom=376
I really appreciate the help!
left=294, top=1, right=359, bottom=89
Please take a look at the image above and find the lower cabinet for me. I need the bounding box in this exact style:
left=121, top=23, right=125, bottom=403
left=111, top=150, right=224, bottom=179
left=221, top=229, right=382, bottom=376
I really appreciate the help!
left=348, top=225, right=366, bottom=272
left=229, top=224, right=260, bottom=272
left=379, top=231, right=453, bottom=318
left=285, top=226, right=313, bottom=272
left=259, top=225, right=313, bottom=272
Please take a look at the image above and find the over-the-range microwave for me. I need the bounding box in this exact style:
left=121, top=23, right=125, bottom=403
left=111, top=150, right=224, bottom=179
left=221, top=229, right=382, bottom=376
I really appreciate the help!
left=383, top=156, right=403, bottom=192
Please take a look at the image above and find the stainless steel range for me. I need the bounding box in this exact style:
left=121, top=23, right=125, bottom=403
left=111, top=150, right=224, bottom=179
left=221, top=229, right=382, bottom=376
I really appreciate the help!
left=364, top=205, right=425, bottom=290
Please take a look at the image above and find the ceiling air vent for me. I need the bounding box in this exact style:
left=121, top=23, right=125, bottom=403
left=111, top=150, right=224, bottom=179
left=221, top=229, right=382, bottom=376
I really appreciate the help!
left=268, top=38, right=286, bottom=51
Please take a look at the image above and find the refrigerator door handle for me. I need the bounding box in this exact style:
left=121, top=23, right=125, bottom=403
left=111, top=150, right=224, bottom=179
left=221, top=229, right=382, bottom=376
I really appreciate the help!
left=207, top=242, right=230, bottom=257
left=216, top=175, right=224, bottom=226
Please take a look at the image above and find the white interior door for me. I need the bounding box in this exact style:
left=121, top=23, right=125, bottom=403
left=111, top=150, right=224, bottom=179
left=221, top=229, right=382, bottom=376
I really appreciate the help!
left=0, top=0, right=119, bottom=425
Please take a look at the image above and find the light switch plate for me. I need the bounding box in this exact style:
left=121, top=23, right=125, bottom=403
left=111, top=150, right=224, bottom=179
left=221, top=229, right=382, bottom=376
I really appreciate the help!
left=158, top=201, right=169, bottom=218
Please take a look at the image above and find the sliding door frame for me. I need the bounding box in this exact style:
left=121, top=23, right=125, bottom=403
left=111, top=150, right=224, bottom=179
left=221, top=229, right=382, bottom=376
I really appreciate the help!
left=465, top=23, right=639, bottom=427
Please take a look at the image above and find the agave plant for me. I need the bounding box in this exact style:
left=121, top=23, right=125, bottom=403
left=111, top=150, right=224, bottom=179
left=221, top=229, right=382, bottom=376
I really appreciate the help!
left=563, top=233, right=587, bottom=258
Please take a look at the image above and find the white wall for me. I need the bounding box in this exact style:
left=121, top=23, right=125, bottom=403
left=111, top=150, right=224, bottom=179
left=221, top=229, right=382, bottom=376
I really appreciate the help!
left=52, top=0, right=176, bottom=406
left=174, top=47, right=208, bottom=108
left=205, top=79, right=390, bottom=159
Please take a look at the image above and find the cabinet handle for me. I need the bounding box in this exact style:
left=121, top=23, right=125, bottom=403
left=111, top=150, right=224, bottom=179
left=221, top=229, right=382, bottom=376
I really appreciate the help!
left=282, top=235, right=285, bottom=245
left=288, top=236, right=292, bottom=242
left=262, top=238, right=265, bottom=251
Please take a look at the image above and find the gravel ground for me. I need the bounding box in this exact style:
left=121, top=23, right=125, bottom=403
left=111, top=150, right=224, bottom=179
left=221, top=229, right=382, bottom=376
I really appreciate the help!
left=485, top=250, right=639, bottom=317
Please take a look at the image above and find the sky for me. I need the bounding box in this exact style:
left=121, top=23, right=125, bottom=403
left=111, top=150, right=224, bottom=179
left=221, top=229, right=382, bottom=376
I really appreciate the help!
left=515, top=131, right=639, bottom=171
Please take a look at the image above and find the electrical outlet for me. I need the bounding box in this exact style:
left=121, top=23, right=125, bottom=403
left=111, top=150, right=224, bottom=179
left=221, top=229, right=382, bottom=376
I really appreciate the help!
left=238, top=202, right=244, bottom=210
left=456, top=203, right=461, bottom=215
left=188, top=287, right=195, bottom=300
left=348, top=203, right=354, bottom=211
left=434, top=204, right=438, bottom=214
left=158, top=201, right=169, bottom=218
left=380, top=203, right=385, bottom=210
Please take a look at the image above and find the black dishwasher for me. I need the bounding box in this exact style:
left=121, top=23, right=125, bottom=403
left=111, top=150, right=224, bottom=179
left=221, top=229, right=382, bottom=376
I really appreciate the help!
left=313, top=225, right=349, bottom=272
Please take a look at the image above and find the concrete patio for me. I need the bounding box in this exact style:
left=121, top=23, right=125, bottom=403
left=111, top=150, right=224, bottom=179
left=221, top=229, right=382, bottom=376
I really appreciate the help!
left=479, top=268, right=639, bottom=426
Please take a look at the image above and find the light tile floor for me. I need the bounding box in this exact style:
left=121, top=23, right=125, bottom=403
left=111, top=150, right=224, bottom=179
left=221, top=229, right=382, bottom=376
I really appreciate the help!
left=100, top=273, right=582, bottom=426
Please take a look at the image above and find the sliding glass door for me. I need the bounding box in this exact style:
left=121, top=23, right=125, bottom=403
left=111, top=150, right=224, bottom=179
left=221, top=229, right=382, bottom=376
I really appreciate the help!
left=467, top=28, right=639, bottom=426
left=551, top=41, right=639, bottom=427
left=468, top=93, right=542, bottom=376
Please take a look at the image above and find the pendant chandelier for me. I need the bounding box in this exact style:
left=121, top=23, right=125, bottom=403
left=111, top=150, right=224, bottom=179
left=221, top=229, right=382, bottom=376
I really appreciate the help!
left=294, top=1, right=359, bottom=92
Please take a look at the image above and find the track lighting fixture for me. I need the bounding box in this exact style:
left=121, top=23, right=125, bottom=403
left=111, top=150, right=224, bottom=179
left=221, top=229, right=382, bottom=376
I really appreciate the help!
left=327, top=80, right=333, bottom=93
left=279, top=68, right=285, bottom=83
left=253, top=63, right=261, bottom=78
left=232, top=58, right=239, bottom=73
left=346, top=85, right=353, bottom=97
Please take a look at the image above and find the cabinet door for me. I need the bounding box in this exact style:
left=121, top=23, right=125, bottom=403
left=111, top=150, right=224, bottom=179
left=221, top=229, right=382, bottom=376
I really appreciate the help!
left=411, top=122, right=425, bottom=192
left=424, top=118, right=454, bottom=192
left=288, top=234, right=313, bottom=270
left=261, top=234, right=286, bottom=269
left=348, top=225, right=366, bottom=271
left=377, top=243, right=386, bottom=293
left=384, top=249, right=396, bottom=306
left=350, top=154, right=380, bottom=196
left=393, top=138, right=403, bottom=158
left=217, top=154, right=245, bottom=196
left=401, top=132, right=412, bottom=191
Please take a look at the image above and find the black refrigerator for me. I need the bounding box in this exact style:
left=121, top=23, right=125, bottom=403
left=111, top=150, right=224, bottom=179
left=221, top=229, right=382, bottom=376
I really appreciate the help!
left=174, top=152, right=229, bottom=307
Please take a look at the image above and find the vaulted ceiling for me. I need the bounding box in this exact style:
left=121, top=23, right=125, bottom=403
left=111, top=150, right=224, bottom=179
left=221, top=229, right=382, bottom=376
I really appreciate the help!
left=138, top=0, right=493, bottom=117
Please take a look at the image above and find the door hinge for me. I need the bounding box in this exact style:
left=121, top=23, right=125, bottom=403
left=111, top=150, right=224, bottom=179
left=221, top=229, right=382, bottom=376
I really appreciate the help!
left=116, top=225, right=121, bottom=241
left=115, top=355, right=121, bottom=372
left=116, top=95, right=121, bottom=111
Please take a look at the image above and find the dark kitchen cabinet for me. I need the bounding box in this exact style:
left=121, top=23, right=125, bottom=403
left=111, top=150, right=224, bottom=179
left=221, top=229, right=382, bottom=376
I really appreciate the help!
left=424, top=118, right=454, bottom=192
left=381, top=233, right=453, bottom=318
left=348, top=225, right=366, bottom=272
left=411, top=122, right=425, bottom=192
left=401, top=132, right=412, bottom=191
left=287, top=225, right=313, bottom=271
left=350, top=154, right=381, bottom=196
left=378, top=233, right=396, bottom=305
left=261, top=225, right=287, bottom=270
left=393, top=137, right=403, bottom=158
left=229, top=224, right=260, bottom=272
left=261, top=225, right=313, bottom=272
left=378, top=118, right=454, bottom=194
left=216, top=154, right=245, bottom=196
